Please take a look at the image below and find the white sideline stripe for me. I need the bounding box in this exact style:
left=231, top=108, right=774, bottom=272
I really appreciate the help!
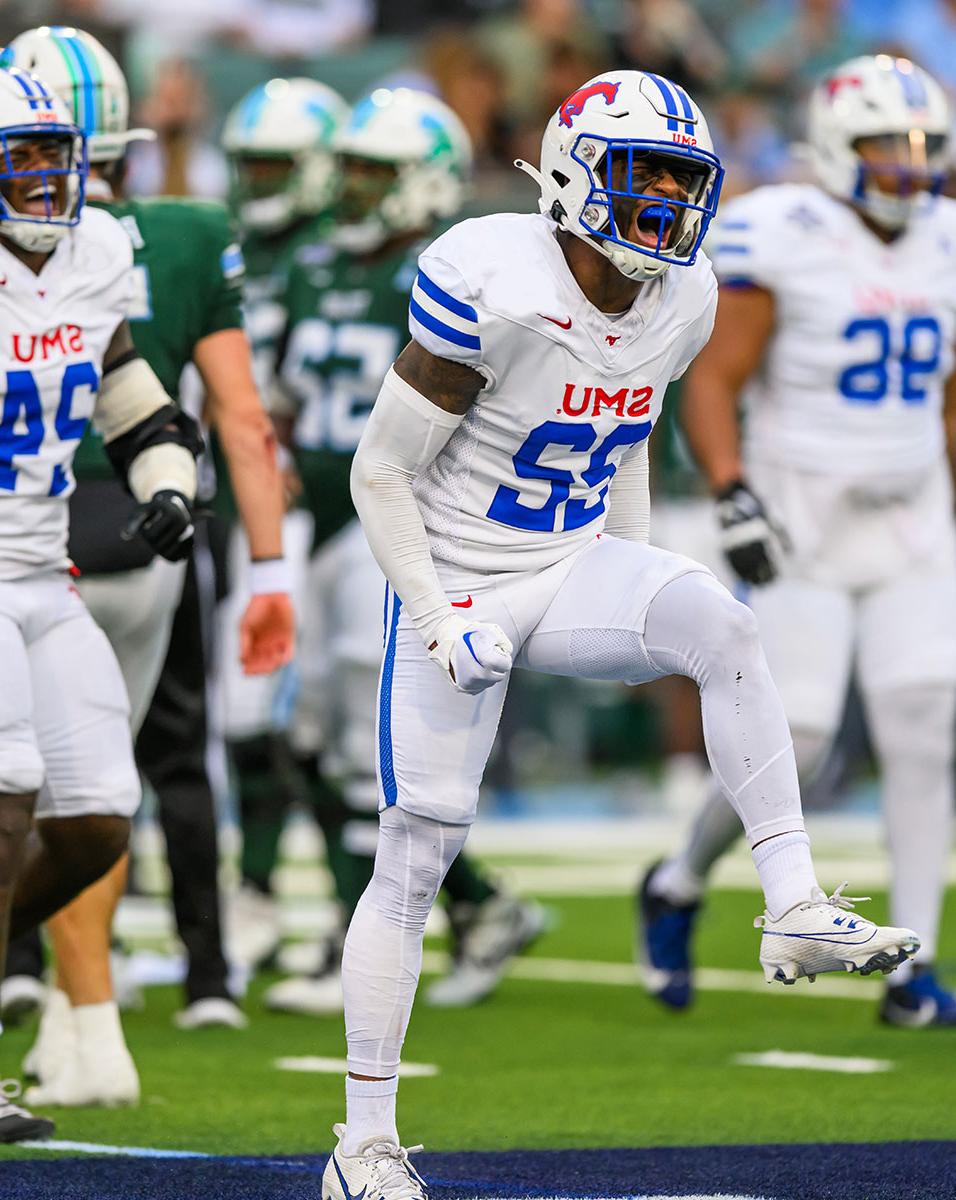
left=275, top=1056, right=439, bottom=1078
left=418, top=951, right=883, bottom=1001
left=18, top=1139, right=208, bottom=1158
left=734, top=1050, right=892, bottom=1074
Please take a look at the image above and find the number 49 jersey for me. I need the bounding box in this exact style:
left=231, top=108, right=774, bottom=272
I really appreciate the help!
left=711, top=182, right=956, bottom=476
left=0, top=206, right=133, bottom=580
left=408, top=212, right=717, bottom=573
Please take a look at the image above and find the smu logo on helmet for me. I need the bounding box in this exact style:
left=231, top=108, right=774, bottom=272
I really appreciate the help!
left=825, top=74, right=863, bottom=100
left=558, top=81, right=620, bottom=128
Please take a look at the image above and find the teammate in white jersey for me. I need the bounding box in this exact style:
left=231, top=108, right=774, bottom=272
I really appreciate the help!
left=642, top=56, right=956, bottom=1027
left=0, top=66, right=202, bottom=1141
left=322, top=69, right=920, bottom=1200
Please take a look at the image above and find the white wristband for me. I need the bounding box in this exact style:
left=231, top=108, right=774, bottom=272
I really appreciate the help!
left=249, top=557, right=291, bottom=595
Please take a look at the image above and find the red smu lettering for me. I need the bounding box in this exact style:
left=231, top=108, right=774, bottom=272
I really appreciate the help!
left=591, top=387, right=628, bottom=417
left=560, top=382, right=654, bottom=418
left=627, top=386, right=653, bottom=418
left=10, top=323, right=84, bottom=364
left=560, top=383, right=592, bottom=416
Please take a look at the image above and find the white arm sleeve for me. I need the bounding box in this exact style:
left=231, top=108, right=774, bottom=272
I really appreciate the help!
left=603, top=440, right=650, bottom=543
left=350, top=366, right=466, bottom=648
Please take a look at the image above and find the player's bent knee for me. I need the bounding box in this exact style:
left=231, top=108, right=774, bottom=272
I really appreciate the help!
left=372, top=808, right=469, bottom=931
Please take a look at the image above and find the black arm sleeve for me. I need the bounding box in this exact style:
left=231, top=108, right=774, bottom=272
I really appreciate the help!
left=105, top=405, right=205, bottom=490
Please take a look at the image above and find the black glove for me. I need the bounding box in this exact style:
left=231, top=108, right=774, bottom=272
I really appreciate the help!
left=715, top=479, right=786, bottom=585
left=121, top=489, right=194, bottom=562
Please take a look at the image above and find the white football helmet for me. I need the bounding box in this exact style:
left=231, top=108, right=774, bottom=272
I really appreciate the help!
left=0, top=65, right=85, bottom=253
left=808, top=55, right=951, bottom=231
left=222, top=78, right=349, bottom=234
left=331, top=87, right=472, bottom=253
left=517, top=69, right=723, bottom=281
left=1, top=25, right=154, bottom=163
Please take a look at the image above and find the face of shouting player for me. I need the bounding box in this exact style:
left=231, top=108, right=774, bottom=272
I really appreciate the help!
left=605, top=150, right=709, bottom=255
left=0, top=135, right=71, bottom=220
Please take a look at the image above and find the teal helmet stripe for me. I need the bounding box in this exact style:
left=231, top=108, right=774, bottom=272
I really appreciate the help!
left=237, top=85, right=270, bottom=134
left=49, top=26, right=99, bottom=136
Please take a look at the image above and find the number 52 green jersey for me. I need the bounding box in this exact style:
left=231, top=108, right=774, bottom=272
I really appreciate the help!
left=277, top=236, right=423, bottom=549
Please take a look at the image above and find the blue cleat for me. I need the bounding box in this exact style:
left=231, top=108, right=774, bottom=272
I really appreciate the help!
left=880, top=965, right=956, bottom=1027
left=637, top=861, right=700, bottom=1011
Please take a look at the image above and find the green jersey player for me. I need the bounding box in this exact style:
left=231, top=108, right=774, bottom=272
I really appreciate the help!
left=217, top=77, right=350, bottom=972
left=1, top=26, right=293, bottom=1108
left=264, top=87, right=547, bottom=1018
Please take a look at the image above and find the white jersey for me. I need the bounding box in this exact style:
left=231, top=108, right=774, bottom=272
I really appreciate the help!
left=408, top=212, right=716, bottom=573
left=711, top=183, right=956, bottom=477
left=0, top=207, right=133, bottom=580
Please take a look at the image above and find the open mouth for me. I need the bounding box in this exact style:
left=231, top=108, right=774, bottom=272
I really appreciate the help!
left=21, top=182, right=61, bottom=217
left=633, top=202, right=676, bottom=249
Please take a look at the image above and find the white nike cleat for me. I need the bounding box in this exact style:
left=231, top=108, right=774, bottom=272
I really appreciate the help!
left=173, top=997, right=248, bottom=1030
left=25, top=1041, right=140, bottom=1108
left=756, top=883, right=920, bottom=986
left=0, top=974, right=47, bottom=1025
left=323, top=1123, right=427, bottom=1200
left=264, top=971, right=343, bottom=1016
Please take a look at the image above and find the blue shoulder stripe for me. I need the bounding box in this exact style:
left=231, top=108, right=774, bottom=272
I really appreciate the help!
left=715, top=244, right=750, bottom=254
left=416, top=269, right=477, bottom=323
left=721, top=277, right=758, bottom=289
left=410, top=296, right=481, bottom=351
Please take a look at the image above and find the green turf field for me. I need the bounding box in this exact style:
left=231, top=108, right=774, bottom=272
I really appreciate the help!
left=3, top=877, right=955, bottom=1161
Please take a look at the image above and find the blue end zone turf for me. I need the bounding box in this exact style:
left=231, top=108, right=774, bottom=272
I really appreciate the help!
left=3, top=1142, right=956, bottom=1199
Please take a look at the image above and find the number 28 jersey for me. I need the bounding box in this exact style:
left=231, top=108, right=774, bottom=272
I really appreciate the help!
left=711, top=183, right=956, bottom=476
left=0, top=206, right=132, bottom=579
left=408, top=212, right=717, bottom=573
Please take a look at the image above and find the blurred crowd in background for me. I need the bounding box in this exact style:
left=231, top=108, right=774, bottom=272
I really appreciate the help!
left=5, top=0, right=956, bottom=209
left=0, top=0, right=947, bottom=812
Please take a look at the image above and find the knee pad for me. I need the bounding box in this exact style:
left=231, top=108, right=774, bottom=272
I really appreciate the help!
left=869, top=683, right=956, bottom=768
left=371, top=808, right=469, bottom=933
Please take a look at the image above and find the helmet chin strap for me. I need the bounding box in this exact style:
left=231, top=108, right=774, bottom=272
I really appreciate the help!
left=1, top=219, right=67, bottom=253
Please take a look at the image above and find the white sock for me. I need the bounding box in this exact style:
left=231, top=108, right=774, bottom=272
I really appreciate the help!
left=650, top=855, right=705, bottom=905
left=752, top=831, right=819, bottom=920
left=343, top=1074, right=399, bottom=1155
left=72, top=1001, right=128, bottom=1057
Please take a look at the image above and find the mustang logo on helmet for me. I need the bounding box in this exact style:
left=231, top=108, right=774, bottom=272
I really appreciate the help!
left=825, top=74, right=863, bottom=100
left=558, top=81, right=620, bottom=128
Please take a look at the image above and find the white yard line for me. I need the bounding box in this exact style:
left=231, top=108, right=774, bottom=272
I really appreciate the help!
left=733, top=1050, right=892, bottom=1074
left=18, top=1139, right=208, bottom=1157
left=419, top=951, right=883, bottom=1001
left=274, top=1056, right=438, bottom=1077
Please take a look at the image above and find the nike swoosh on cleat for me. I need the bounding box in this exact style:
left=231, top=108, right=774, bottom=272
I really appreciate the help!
left=331, top=1153, right=367, bottom=1200
left=451, top=595, right=473, bottom=608
left=539, top=313, right=572, bottom=329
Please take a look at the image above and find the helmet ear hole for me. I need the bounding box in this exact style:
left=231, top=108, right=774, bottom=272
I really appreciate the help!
left=551, top=169, right=570, bottom=188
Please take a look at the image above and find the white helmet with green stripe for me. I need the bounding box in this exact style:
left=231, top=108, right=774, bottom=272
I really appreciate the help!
left=332, top=87, right=472, bottom=253
left=222, top=78, right=349, bottom=234
left=0, top=25, right=154, bottom=163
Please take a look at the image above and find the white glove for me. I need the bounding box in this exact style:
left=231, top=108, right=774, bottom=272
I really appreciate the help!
left=428, top=616, right=513, bottom=694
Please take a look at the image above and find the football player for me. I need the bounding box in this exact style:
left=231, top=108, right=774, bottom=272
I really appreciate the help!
left=641, top=56, right=956, bottom=1027
left=217, top=75, right=348, bottom=972
left=0, top=64, right=202, bottom=1140
left=265, top=88, right=547, bottom=1017
left=323, top=70, right=920, bottom=1199
left=1, top=24, right=294, bottom=1108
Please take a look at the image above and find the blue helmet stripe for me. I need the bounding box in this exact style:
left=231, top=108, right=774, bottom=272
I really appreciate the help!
left=238, top=85, right=269, bottom=133
left=645, top=73, right=679, bottom=133
left=9, top=68, right=41, bottom=110
left=52, top=30, right=96, bottom=135
left=670, top=81, right=697, bottom=136
left=893, top=62, right=928, bottom=108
